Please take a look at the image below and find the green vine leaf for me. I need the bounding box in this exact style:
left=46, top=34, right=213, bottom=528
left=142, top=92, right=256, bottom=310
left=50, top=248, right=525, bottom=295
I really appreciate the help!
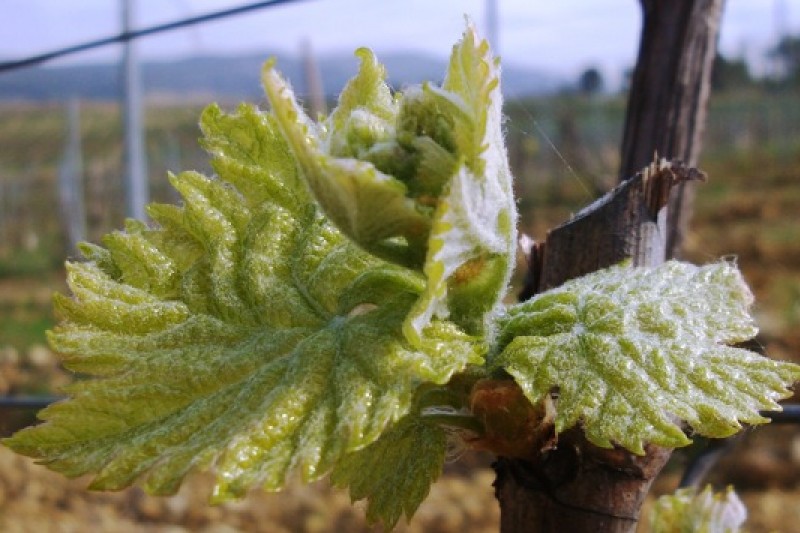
left=491, top=261, right=800, bottom=454
left=4, top=103, right=481, bottom=500
left=330, top=406, right=448, bottom=530
left=262, top=23, right=517, bottom=345
left=650, top=485, right=747, bottom=533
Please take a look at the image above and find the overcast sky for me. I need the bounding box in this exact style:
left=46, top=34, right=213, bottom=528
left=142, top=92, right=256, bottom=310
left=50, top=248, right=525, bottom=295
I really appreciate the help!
left=1, top=0, right=797, bottom=85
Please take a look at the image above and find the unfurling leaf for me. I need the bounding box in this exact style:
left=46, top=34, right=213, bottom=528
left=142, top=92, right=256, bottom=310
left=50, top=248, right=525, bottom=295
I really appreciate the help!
left=4, top=103, right=481, bottom=500
left=405, top=25, right=516, bottom=344
left=262, top=50, right=431, bottom=270
left=650, top=485, right=747, bottom=533
left=491, top=261, right=800, bottom=455
left=262, top=23, right=517, bottom=344
left=331, top=407, right=448, bottom=530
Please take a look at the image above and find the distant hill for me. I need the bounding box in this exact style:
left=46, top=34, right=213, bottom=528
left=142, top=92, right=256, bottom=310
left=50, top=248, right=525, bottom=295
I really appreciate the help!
left=0, top=51, right=560, bottom=102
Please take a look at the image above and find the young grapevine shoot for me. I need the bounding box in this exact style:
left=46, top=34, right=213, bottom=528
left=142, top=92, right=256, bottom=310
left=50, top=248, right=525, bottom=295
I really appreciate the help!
left=6, top=24, right=799, bottom=530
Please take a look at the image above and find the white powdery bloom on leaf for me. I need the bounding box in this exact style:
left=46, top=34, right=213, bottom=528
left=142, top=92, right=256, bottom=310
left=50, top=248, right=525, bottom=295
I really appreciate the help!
left=491, top=260, right=800, bottom=454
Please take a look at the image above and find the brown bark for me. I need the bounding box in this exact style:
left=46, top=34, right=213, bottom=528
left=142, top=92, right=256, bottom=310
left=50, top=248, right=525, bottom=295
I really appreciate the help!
left=619, top=0, right=723, bottom=259
left=495, top=436, right=674, bottom=533
left=526, top=162, right=704, bottom=296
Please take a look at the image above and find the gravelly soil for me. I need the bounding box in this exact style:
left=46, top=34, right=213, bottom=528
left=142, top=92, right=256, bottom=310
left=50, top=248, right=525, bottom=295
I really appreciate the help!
left=0, top=445, right=502, bottom=533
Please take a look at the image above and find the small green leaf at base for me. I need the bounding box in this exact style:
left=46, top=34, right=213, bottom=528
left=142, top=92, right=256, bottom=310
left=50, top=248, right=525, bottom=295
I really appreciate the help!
left=491, top=261, right=800, bottom=455
left=650, top=485, right=747, bottom=533
left=331, top=409, right=448, bottom=530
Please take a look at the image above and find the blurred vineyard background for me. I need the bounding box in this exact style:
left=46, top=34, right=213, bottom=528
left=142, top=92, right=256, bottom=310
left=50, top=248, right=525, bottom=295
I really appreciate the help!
left=2, top=2, right=800, bottom=531
left=4, top=81, right=800, bottom=365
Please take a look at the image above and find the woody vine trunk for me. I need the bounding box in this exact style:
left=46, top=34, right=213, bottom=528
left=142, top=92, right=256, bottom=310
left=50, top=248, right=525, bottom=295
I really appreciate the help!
left=495, top=1, right=724, bottom=531
left=620, top=0, right=724, bottom=259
